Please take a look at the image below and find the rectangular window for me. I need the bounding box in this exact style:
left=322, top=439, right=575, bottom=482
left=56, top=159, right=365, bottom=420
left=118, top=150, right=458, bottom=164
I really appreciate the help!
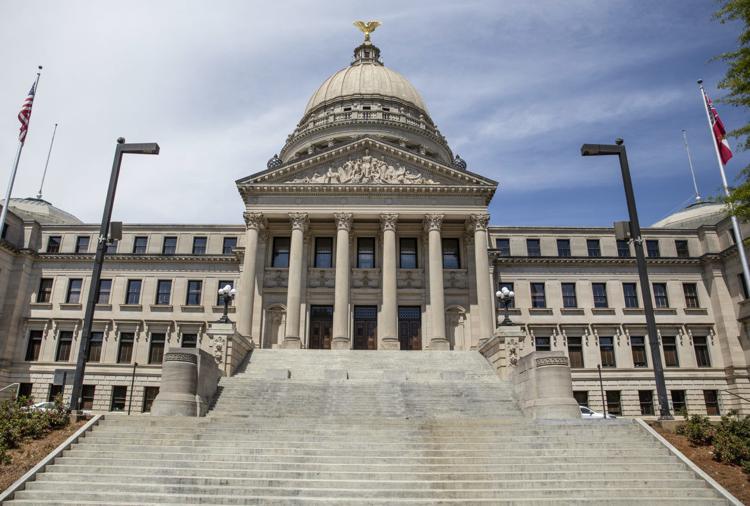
left=357, top=237, right=376, bottom=268
left=495, top=238, right=510, bottom=256
left=117, top=332, right=134, bottom=364
left=182, top=333, right=197, bottom=348
left=442, top=238, right=460, bottom=269
left=675, top=240, right=689, bottom=258
left=663, top=336, right=679, bottom=367
left=56, top=331, right=73, bottom=362
left=162, top=236, right=177, bottom=255
left=653, top=283, right=669, bottom=308
left=314, top=237, right=333, bottom=268
left=399, top=238, right=418, bottom=268
left=125, top=279, right=142, bottom=304
left=18, top=383, right=33, bottom=400
left=600, top=336, right=616, bottom=367
left=561, top=282, right=577, bottom=308
left=155, top=280, right=172, bottom=305
left=631, top=336, right=647, bottom=367
left=81, top=385, right=95, bottom=410
left=646, top=239, right=660, bottom=258
left=639, top=390, right=654, bottom=415
left=97, top=279, right=112, bottom=304
left=671, top=390, right=687, bottom=414
left=557, top=239, right=571, bottom=257
left=741, top=274, right=749, bottom=299
left=271, top=237, right=290, bottom=268
left=186, top=280, right=202, bottom=306
left=75, top=236, right=90, bottom=253
left=25, top=330, right=43, bottom=361
left=47, top=236, right=61, bottom=253
left=132, top=236, right=148, bottom=254
left=623, top=282, right=639, bottom=308
left=617, top=239, right=630, bottom=258
left=66, top=278, right=83, bottom=304
left=587, top=239, right=601, bottom=257
left=48, top=384, right=64, bottom=402
left=498, top=282, right=515, bottom=308
left=192, top=236, right=207, bottom=255
left=573, top=390, right=589, bottom=407
left=694, top=336, right=711, bottom=367
left=568, top=336, right=584, bottom=368
left=110, top=386, right=127, bottom=412
left=535, top=336, right=551, bottom=351
left=592, top=282, right=608, bottom=308
left=222, top=237, right=237, bottom=255
left=530, top=282, right=546, bottom=308
left=149, top=333, right=166, bottom=364
left=143, top=386, right=159, bottom=413
left=704, top=390, right=720, bottom=416
left=105, top=239, right=118, bottom=254
left=606, top=390, right=622, bottom=416
left=37, top=278, right=53, bottom=303
left=87, top=332, right=103, bottom=362
left=526, top=238, right=541, bottom=257
left=683, top=283, right=699, bottom=308
left=216, top=280, right=234, bottom=306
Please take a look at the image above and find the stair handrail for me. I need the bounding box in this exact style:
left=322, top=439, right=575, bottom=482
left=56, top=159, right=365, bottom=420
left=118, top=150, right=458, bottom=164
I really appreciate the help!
left=0, top=382, right=19, bottom=399
left=721, top=389, right=750, bottom=405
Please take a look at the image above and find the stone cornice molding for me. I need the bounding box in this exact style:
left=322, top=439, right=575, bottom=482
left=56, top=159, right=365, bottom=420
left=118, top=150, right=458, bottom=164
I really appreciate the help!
left=289, top=212, right=309, bottom=233
left=469, top=213, right=490, bottom=232
left=423, top=213, right=444, bottom=233
left=380, top=213, right=398, bottom=232
left=491, top=254, right=702, bottom=267
left=334, top=212, right=354, bottom=232
left=36, top=253, right=240, bottom=265
left=243, top=211, right=265, bottom=231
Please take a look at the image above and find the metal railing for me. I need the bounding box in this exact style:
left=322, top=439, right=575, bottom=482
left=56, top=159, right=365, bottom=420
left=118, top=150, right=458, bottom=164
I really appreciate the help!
left=0, top=382, right=20, bottom=400
left=721, top=389, right=750, bottom=405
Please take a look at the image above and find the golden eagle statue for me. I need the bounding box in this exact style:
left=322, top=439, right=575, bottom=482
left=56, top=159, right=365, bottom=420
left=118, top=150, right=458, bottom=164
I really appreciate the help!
left=353, top=20, right=381, bottom=43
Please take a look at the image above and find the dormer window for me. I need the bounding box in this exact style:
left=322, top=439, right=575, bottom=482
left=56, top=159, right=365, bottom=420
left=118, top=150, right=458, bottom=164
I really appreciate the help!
left=382, top=107, right=390, bottom=112
left=363, top=105, right=371, bottom=110
left=343, top=106, right=352, bottom=112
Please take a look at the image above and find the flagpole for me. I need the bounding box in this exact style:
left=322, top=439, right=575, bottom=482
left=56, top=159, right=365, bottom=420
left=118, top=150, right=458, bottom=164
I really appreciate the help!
left=37, top=122, right=58, bottom=200
left=682, top=129, right=701, bottom=201
left=0, top=68, right=42, bottom=241
left=698, top=79, right=750, bottom=293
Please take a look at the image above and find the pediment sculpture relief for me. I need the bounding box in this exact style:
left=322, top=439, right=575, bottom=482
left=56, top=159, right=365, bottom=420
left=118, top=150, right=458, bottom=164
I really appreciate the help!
left=286, top=156, right=438, bottom=185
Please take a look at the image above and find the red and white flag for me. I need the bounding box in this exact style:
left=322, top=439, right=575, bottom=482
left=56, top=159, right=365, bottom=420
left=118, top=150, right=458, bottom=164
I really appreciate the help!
left=705, top=92, right=733, bottom=165
left=17, top=81, right=37, bottom=144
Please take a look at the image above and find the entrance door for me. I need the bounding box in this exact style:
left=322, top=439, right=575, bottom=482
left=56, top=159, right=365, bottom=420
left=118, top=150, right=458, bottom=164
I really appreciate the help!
left=398, top=306, right=422, bottom=351
left=353, top=306, right=377, bottom=350
left=309, top=305, right=333, bottom=349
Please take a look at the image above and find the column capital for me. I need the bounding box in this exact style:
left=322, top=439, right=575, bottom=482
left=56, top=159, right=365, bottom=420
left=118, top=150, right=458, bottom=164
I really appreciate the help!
left=334, top=212, right=354, bottom=232
left=469, top=213, right=490, bottom=232
left=243, top=211, right=265, bottom=231
left=423, top=213, right=444, bottom=233
left=289, top=212, right=309, bottom=232
left=380, top=213, right=399, bottom=232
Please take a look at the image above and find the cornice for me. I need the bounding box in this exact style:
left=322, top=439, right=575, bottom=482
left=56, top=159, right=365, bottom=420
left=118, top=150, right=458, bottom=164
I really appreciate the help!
left=490, top=254, right=702, bottom=267
left=36, top=253, right=240, bottom=264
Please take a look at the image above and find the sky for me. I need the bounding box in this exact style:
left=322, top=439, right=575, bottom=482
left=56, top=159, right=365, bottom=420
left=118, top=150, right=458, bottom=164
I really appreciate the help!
left=0, top=0, right=747, bottom=227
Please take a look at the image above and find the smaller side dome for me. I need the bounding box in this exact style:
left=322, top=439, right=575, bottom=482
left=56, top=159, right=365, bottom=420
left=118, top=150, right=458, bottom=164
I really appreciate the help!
left=651, top=201, right=727, bottom=229
left=267, top=154, right=282, bottom=170
left=6, top=197, right=83, bottom=225
left=452, top=154, right=467, bottom=171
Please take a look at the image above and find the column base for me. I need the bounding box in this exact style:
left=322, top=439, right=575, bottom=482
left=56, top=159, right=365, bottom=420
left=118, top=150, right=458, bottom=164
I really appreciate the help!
left=281, top=337, right=302, bottom=349
left=428, top=338, right=451, bottom=351
left=331, top=337, right=350, bottom=350
left=379, top=337, right=400, bottom=351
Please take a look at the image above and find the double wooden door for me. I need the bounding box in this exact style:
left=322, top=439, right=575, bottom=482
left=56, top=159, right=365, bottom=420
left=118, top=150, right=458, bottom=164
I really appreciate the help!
left=398, top=306, right=422, bottom=351
left=353, top=306, right=377, bottom=350
left=309, top=305, right=333, bottom=349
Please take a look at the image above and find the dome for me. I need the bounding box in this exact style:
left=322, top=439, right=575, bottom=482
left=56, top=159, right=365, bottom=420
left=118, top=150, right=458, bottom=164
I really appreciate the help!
left=6, top=197, right=83, bottom=225
left=651, top=201, right=727, bottom=229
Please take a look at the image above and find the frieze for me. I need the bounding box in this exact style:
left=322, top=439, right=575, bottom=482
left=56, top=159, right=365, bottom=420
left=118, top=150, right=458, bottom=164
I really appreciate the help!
left=352, top=268, right=380, bottom=288
left=164, top=352, right=198, bottom=364
left=535, top=356, right=570, bottom=368
left=286, top=156, right=439, bottom=185
left=264, top=268, right=289, bottom=288
left=308, top=268, right=335, bottom=288
left=397, top=269, right=423, bottom=289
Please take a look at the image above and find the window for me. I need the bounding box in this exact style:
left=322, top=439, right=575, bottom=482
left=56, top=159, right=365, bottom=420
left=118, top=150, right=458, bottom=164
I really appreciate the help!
left=75, top=236, right=90, bottom=253
left=37, top=278, right=53, bottom=303
left=182, top=333, right=197, bottom=348
left=535, top=336, right=551, bottom=351
left=110, top=386, right=127, bottom=411
left=694, top=336, right=711, bottom=367
left=104, top=239, right=118, bottom=254
left=25, top=330, right=43, bottom=361
left=117, top=332, right=134, bottom=363
left=557, top=239, right=571, bottom=257
left=97, top=279, right=112, bottom=304
left=631, top=336, right=647, bottom=367
left=568, top=336, right=584, bottom=368
left=606, top=390, right=622, bottom=416
left=87, top=332, right=103, bottom=362
left=132, top=236, right=147, bottom=254
left=675, top=240, right=689, bottom=258
left=271, top=237, right=290, bottom=268
left=441, top=238, right=460, bottom=269
left=81, top=385, right=95, bottom=410
left=155, top=280, right=172, bottom=305
left=741, top=274, right=749, bottom=299
left=162, top=236, right=177, bottom=255
left=125, top=280, right=142, bottom=305
left=66, top=278, right=82, bottom=304
left=47, top=236, right=61, bottom=253
left=526, top=238, right=541, bottom=257
left=617, top=239, right=630, bottom=258
left=704, top=390, right=720, bottom=416
left=639, top=390, right=655, bottom=415
left=646, top=239, right=660, bottom=258
left=314, top=237, right=333, bottom=268
left=671, top=390, right=687, bottom=414
left=216, top=280, right=234, bottom=306
left=56, top=331, right=73, bottom=362
left=573, top=391, right=589, bottom=407
left=530, top=282, right=546, bottom=308
left=498, top=282, right=515, bottom=308
left=186, top=280, right=202, bottom=305
left=623, top=283, right=639, bottom=308
left=495, top=238, right=510, bottom=256
left=653, top=283, right=669, bottom=308
left=192, top=236, right=207, bottom=255
left=683, top=283, right=699, bottom=308
left=600, top=336, right=616, bottom=367
left=592, top=283, right=608, bottom=308
left=357, top=237, right=376, bottom=268
left=561, top=283, right=577, bottom=308
left=143, top=386, right=159, bottom=413
left=222, top=237, right=237, bottom=255
left=587, top=239, right=601, bottom=257
left=48, top=384, right=64, bottom=402
left=149, top=333, right=166, bottom=364
left=399, top=238, right=418, bottom=268
left=18, top=383, right=33, bottom=400
left=663, top=336, right=679, bottom=367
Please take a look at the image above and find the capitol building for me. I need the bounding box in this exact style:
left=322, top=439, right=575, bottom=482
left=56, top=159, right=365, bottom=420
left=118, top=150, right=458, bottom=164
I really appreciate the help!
left=0, top=32, right=748, bottom=418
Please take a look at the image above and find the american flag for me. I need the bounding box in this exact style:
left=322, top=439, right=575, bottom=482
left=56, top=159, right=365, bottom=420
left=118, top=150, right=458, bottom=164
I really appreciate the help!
left=18, top=81, right=37, bottom=144
left=705, top=92, right=733, bottom=165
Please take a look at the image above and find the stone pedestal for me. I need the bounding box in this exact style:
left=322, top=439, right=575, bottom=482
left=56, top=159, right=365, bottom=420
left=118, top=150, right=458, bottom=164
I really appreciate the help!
left=151, top=348, right=221, bottom=417
left=512, top=351, right=580, bottom=420
left=205, top=322, right=254, bottom=376
left=478, top=325, right=523, bottom=379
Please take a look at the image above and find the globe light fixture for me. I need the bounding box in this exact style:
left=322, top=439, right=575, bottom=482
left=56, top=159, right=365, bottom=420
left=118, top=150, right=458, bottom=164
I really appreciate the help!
left=496, top=287, right=515, bottom=326
left=217, top=284, right=237, bottom=323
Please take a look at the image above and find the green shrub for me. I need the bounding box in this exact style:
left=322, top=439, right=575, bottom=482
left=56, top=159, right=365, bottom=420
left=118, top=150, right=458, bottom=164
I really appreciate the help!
left=0, top=395, right=70, bottom=464
left=713, top=413, right=750, bottom=466
left=677, top=414, right=714, bottom=445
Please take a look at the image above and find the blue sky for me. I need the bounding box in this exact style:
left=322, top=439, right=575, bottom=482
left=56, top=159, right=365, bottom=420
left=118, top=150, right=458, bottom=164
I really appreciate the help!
left=0, top=0, right=746, bottom=226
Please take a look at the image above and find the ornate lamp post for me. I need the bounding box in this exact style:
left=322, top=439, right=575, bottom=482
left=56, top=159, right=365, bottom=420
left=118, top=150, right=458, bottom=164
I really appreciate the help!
left=217, top=284, right=236, bottom=323
left=495, top=287, right=516, bottom=326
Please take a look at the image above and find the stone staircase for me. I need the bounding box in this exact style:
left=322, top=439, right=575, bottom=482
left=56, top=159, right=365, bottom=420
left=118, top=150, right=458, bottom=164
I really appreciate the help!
left=6, top=350, right=728, bottom=504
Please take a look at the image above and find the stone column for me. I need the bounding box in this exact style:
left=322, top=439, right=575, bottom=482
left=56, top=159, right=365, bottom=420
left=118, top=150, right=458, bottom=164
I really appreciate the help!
left=332, top=213, right=353, bottom=349
left=282, top=212, right=308, bottom=349
left=470, top=213, right=494, bottom=345
left=380, top=213, right=400, bottom=350
left=425, top=213, right=449, bottom=350
left=238, top=212, right=264, bottom=339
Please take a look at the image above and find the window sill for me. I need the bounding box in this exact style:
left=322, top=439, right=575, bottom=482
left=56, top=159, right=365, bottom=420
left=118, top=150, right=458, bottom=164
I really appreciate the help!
left=30, top=302, right=53, bottom=310
left=150, top=304, right=173, bottom=312
left=560, top=308, right=584, bottom=315
left=622, top=308, right=644, bottom=315
left=528, top=308, right=553, bottom=315
left=591, top=308, right=615, bottom=315
left=684, top=308, right=708, bottom=315
left=653, top=308, right=677, bottom=315
left=59, top=303, right=82, bottom=310
left=120, top=304, right=143, bottom=311
left=181, top=305, right=205, bottom=312
left=211, top=305, right=236, bottom=313
left=95, top=304, right=112, bottom=311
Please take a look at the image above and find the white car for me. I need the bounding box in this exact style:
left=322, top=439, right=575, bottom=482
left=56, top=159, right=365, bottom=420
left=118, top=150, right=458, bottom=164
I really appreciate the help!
left=580, top=405, right=616, bottom=419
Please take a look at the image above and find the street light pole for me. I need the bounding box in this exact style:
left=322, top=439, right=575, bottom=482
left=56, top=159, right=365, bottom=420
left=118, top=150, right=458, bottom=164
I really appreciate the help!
left=69, top=138, right=159, bottom=411
left=581, top=139, right=672, bottom=420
